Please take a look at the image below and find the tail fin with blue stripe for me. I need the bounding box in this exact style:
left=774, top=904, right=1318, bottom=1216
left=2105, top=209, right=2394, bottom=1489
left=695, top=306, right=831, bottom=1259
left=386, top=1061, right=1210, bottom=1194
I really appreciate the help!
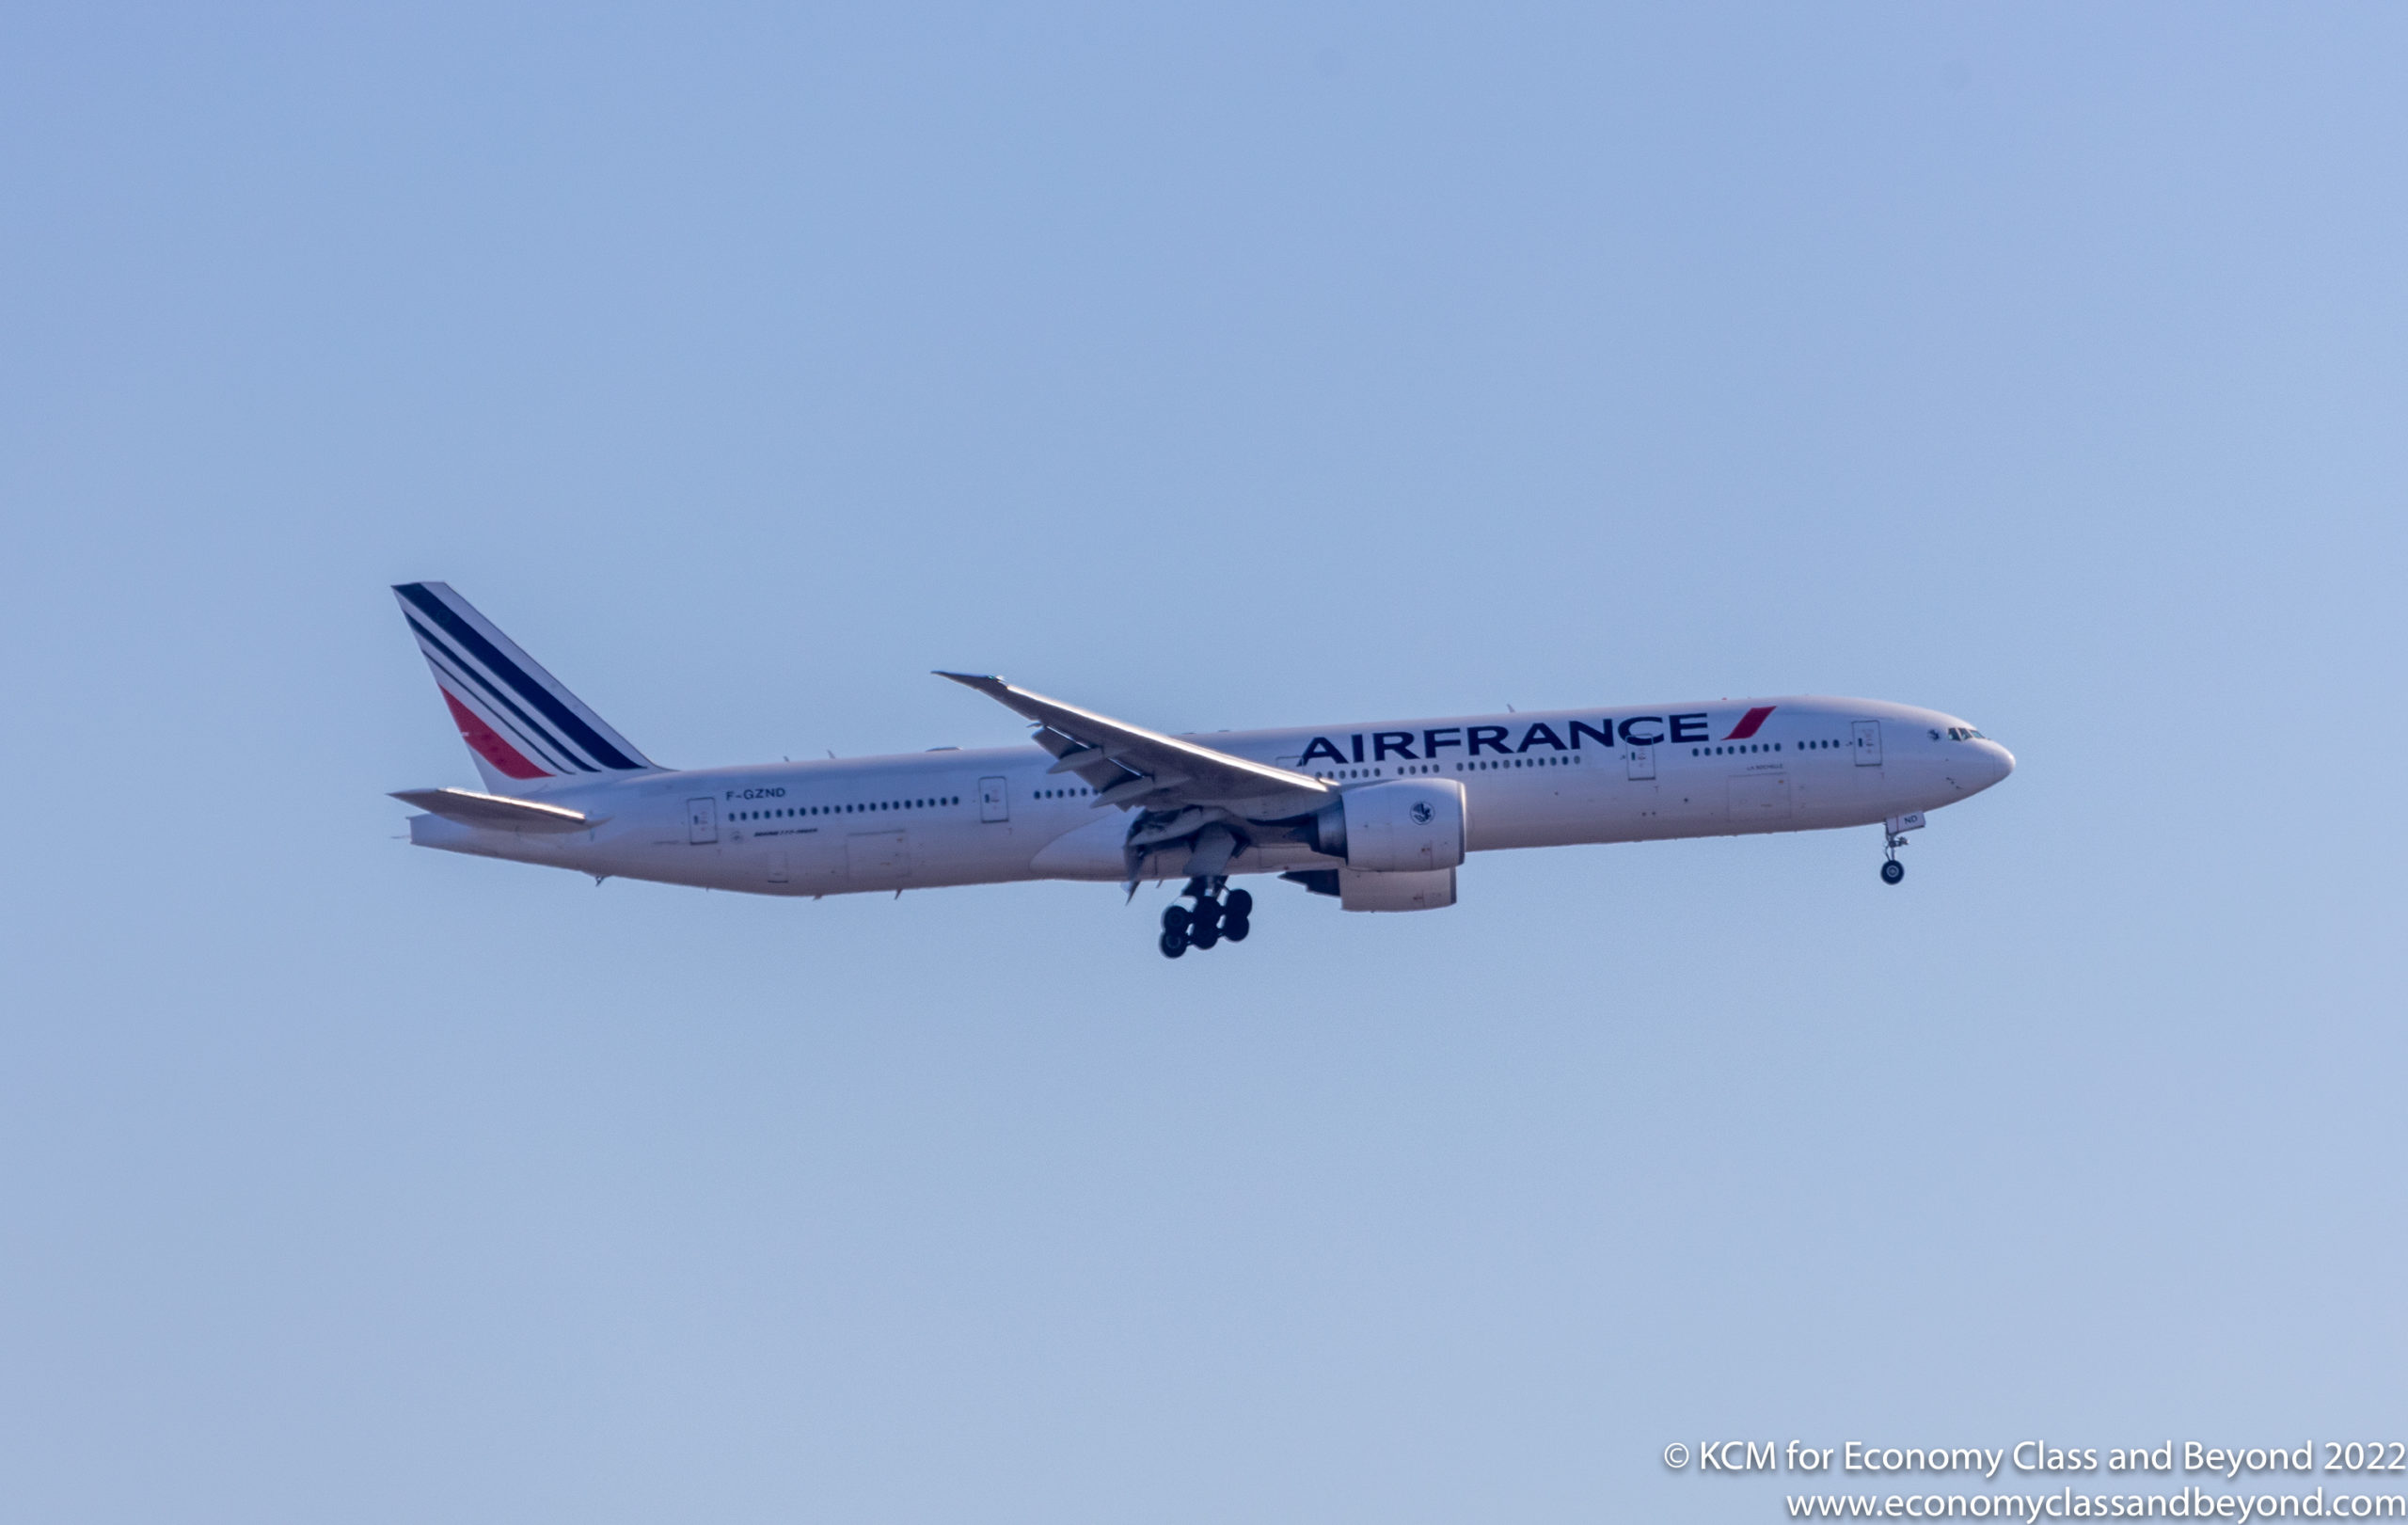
left=392, top=581, right=656, bottom=790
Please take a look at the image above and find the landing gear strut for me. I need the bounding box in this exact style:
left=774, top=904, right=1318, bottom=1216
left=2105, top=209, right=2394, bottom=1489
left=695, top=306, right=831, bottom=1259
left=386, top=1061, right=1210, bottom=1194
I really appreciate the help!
left=1158, top=878, right=1254, bottom=958
left=1880, top=831, right=1908, bottom=885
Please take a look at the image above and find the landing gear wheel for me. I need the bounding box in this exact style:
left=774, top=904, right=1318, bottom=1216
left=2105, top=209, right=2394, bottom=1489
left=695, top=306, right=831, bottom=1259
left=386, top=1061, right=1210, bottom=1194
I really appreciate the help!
left=1165, top=875, right=1250, bottom=959
left=1880, top=859, right=1906, bottom=885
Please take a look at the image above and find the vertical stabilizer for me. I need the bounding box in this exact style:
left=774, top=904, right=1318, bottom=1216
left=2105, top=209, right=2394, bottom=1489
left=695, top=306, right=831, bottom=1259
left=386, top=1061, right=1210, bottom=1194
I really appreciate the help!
left=392, top=581, right=657, bottom=791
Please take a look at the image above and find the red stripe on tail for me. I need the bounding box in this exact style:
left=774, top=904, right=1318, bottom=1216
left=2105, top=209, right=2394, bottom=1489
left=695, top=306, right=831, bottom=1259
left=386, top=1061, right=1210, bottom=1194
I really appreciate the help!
left=1723, top=706, right=1776, bottom=740
left=442, top=690, right=550, bottom=779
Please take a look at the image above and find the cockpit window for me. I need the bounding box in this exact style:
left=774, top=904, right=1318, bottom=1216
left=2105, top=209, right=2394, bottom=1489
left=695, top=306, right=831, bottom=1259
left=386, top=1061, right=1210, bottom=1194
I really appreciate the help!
left=1944, top=726, right=1988, bottom=741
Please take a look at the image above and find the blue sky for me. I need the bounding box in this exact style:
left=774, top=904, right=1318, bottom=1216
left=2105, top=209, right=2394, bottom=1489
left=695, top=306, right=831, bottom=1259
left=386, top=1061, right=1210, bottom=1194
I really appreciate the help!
left=2, top=7, right=2403, bottom=1522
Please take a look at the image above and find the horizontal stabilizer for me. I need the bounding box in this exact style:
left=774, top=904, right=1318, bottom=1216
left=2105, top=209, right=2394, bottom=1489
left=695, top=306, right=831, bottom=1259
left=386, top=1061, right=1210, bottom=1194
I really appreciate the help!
left=390, top=787, right=603, bottom=834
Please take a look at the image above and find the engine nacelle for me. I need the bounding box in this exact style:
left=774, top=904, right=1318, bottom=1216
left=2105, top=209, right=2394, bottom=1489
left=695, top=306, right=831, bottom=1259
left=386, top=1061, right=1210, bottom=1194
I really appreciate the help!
left=1339, top=867, right=1455, bottom=913
left=1311, top=777, right=1466, bottom=873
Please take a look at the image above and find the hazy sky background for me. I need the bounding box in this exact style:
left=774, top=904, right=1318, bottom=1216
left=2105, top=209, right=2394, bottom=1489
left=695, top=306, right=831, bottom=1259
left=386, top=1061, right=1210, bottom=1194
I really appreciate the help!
left=3, top=7, right=2403, bottom=1522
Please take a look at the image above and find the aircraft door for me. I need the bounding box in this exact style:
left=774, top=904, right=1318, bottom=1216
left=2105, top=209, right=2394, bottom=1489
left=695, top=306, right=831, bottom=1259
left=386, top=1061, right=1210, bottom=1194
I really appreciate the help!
left=1626, top=745, right=1655, bottom=781
left=978, top=776, right=1009, bottom=822
left=1852, top=720, right=1883, bottom=766
left=687, top=798, right=719, bottom=843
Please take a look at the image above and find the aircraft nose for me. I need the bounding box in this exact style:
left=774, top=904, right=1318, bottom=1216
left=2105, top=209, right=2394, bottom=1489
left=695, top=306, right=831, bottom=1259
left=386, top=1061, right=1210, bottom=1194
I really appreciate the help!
left=1985, top=740, right=2016, bottom=785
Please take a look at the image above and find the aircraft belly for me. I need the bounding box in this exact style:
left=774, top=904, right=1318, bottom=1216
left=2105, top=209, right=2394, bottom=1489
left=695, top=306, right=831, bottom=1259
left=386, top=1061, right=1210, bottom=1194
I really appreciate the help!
left=842, top=830, right=911, bottom=889
left=1027, top=816, right=1128, bottom=880
left=1597, top=778, right=1657, bottom=843
left=693, top=815, right=1080, bottom=897
left=1467, top=788, right=1570, bottom=851
left=1726, top=773, right=1794, bottom=833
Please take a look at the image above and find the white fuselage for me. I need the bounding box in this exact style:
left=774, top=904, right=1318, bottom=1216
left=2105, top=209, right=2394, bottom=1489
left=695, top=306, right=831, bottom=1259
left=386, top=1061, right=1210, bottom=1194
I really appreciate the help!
left=408, top=695, right=2015, bottom=898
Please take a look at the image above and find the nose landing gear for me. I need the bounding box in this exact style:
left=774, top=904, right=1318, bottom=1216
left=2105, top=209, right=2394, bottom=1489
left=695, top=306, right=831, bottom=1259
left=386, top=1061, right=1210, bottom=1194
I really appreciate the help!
left=1157, top=879, right=1255, bottom=958
left=1877, top=814, right=1923, bottom=886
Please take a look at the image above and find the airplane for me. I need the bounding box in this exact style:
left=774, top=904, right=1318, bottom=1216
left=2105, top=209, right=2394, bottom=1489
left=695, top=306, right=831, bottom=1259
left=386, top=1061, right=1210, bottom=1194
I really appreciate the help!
left=388, top=581, right=2016, bottom=957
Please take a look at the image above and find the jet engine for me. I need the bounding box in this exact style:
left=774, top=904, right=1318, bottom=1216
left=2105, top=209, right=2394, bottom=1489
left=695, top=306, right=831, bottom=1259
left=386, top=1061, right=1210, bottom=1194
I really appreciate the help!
left=1309, top=777, right=1466, bottom=873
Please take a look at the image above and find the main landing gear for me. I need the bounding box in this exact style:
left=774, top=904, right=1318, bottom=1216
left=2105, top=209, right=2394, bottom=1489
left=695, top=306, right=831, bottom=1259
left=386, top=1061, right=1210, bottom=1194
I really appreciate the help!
left=1158, top=878, right=1254, bottom=959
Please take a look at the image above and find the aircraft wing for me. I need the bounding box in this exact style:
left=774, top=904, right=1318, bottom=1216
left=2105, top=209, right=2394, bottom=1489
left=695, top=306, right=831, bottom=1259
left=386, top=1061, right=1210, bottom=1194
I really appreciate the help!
left=391, top=787, right=602, bottom=834
left=936, top=673, right=1333, bottom=817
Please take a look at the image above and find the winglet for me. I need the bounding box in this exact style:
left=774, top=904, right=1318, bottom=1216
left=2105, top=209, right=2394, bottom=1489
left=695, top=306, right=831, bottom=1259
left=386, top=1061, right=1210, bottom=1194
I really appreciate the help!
left=934, top=671, right=1047, bottom=731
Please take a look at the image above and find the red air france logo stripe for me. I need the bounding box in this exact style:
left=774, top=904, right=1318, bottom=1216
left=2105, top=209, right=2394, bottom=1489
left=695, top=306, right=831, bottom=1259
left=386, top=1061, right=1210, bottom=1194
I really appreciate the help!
left=443, top=690, right=551, bottom=779
left=1723, top=706, right=1777, bottom=741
